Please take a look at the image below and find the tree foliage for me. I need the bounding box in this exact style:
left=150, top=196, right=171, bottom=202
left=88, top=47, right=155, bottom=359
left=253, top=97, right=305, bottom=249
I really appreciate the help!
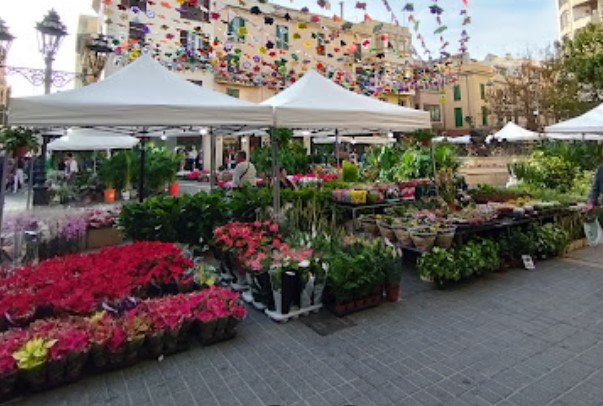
left=250, top=128, right=310, bottom=175
left=561, top=23, right=603, bottom=99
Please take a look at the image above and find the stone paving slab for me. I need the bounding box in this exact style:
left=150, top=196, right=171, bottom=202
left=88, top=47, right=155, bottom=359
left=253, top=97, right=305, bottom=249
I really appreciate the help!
left=4, top=247, right=603, bottom=406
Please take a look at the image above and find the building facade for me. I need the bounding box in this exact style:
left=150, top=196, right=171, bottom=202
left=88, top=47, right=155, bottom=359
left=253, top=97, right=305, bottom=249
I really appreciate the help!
left=558, top=0, right=602, bottom=39
left=414, top=54, right=495, bottom=136
left=84, top=0, right=424, bottom=167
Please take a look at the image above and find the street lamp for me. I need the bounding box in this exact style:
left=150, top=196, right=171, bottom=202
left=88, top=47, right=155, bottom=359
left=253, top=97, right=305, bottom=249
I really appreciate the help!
left=35, top=9, right=67, bottom=95
left=32, top=10, right=67, bottom=205
left=0, top=18, right=15, bottom=64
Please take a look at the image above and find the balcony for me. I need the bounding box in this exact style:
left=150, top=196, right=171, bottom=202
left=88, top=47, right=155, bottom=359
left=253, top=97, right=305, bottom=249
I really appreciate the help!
left=573, top=12, right=601, bottom=31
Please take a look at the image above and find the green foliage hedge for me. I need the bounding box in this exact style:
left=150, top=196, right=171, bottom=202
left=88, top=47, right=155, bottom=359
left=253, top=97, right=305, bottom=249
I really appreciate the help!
left=418, top=223, right=569, bottom=285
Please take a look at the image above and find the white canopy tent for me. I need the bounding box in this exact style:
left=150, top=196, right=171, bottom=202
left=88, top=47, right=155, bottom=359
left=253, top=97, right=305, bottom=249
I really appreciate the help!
left=546, top=132, right=603, bottom=141
left=293, top=129, right=385, bottom=137
left=9, top=55, right=273, bottom=127
left=261, top=69, right=430, bottom=130
left=545, top=103, right=603, bottom=134
left=492, top=122, right=543, bottom=142
left=432, top=135, right=472, bottom=144
left=261, top=70, right=431, bottom=213
left=7, top=55, right=274, bottom=211
left=312, top=136, right=395, bottom=145
left=48, top=129, right=139, bottom=151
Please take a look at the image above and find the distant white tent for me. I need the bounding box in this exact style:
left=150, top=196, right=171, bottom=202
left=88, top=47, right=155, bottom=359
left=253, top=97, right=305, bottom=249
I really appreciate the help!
left=545, top=103, right=603, bottom=134
left=312, top=136, right=395, bottom=145
left=48, top=129, right=139, bottom=151
left=432, top=135, right=472, bottom=144
left=546, top=133, right=603, bottom=141
left=492, top=122, right=542, bottom=142
left=261, top=69, right=431, bottom=130
left=293, top=129, right=379, bottom=137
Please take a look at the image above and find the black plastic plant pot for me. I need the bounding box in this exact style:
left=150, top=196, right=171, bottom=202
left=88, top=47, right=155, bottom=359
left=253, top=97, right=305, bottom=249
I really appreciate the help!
left=255, top=271, right=275, bottom=310
left=281, top=270, right=299, bottom=314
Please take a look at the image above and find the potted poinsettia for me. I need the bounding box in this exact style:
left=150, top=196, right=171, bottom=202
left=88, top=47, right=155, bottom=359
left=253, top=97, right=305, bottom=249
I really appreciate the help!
left=87, top=312, right=113, bottom=369
left=13, top=337, right=56, bottom=390
left=122, top=311, right=150, bottom=365
left=0, top=330, right=25, bottom=397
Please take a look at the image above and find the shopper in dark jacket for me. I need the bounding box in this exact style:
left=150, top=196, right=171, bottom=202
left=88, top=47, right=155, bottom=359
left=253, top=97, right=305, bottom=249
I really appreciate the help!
left=587, top=165, right=603, bottom=211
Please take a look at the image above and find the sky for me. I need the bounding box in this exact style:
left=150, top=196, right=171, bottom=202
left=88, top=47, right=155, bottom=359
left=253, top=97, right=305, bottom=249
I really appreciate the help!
left=0, top=0, right=558, bottom=97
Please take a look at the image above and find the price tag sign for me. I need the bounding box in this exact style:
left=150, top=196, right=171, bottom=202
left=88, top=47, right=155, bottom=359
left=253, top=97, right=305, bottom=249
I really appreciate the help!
left=522, top=255, right=535, bottom=270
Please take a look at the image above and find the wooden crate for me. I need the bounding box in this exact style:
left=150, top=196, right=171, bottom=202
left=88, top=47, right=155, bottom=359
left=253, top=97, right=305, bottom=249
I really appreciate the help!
left=86, top=227, right=123, bottom=250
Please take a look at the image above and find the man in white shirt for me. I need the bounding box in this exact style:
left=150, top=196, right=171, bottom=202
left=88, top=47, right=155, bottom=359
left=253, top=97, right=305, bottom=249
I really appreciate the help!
left=66, top=153, right=78, bottom=177
left=232, top=151, right=256, bottom=188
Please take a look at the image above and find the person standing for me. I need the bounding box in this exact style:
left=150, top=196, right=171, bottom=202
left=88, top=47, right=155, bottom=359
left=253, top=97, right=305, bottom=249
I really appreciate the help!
left=278, top=168, right=296, bottom=190
left=232, top=151, right=256, bottom=188
left=186, top=147, right=197, bottom=171
left=587, top=164, right=603, bottom=211
left=13, top=158, right=24, bottom=193
left=65, top=153, right=78, bottom=178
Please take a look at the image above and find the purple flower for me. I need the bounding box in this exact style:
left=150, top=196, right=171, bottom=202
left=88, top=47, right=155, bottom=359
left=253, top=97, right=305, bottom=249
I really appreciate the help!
left=60, top=216, right=87, bottom=242
left=3, top=214, right=38, bottom=233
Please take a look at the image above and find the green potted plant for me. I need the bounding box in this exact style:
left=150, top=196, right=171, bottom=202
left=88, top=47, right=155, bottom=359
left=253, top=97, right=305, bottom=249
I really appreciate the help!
left=98, top=157, right=116, bottom=203
left=13, top=338, right=55, bottom=390
left=0, top=127, right=40, bottom=157
left=167, top=153, right=181, bottom=197
left=383, top=247, right=403, bottom=302
left=417, top=247, right=459, bottom=288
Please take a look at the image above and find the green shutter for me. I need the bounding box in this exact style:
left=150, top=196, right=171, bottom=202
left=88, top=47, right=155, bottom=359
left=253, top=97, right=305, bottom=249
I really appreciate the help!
left=453, top=85, right=461, bottom=101
left=480, top=83, right=485, bottom=100
left=276, top=25, right=288, bottom=50
left=482, top=106, right=488, bottom=126
left=454, top=108, right=463, bottom=128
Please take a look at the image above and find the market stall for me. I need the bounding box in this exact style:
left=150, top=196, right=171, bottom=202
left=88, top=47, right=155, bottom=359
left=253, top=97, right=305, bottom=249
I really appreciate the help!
left=9, top=54, right=273, bottom=203
left=261, top=69, right=431, bottom=215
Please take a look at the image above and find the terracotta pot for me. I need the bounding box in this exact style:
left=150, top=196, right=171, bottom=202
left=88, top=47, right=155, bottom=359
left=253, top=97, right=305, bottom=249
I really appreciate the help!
left=169, top=182, right=179, bottom=197
left=384, top=283, right=400, bottom=302
left=104, top=188, right=116, bottom=204
left=14, top=146, right=28, bottom=158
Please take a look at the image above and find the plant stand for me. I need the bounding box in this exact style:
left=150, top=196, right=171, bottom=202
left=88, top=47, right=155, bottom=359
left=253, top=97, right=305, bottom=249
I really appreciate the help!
left=241, top=290, right=266, bottom=310
left=264, top=304, right=323, bottom=323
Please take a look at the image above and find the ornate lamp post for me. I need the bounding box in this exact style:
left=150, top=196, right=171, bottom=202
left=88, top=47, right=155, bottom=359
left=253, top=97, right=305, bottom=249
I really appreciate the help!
left=0, top=18, right=15, bottom=63
left=32, top=10, right=67, bottom=205
left=36, top=9, right=68, bottom=95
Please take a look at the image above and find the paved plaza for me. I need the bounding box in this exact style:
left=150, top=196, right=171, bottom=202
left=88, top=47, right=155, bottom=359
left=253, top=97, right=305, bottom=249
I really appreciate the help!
left=5, top=247, right=603, bottom=406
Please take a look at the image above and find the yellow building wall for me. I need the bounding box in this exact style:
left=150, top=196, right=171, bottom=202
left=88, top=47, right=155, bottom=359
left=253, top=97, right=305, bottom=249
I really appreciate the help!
left=441, top=63, right=494, bottom=134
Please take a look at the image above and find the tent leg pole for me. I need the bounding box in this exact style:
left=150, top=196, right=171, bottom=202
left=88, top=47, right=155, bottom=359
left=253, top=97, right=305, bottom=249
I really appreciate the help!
left=26, top=155, right=34, bottom=210
left=138, top=137, right=146, bottom=203
left=335, top=128, right=340, bottom=167
left=271, top=127, right=280, bottom=219
left=430, top=142, right=439, bottom=196
left=210, top=128, right=215, bottom=192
